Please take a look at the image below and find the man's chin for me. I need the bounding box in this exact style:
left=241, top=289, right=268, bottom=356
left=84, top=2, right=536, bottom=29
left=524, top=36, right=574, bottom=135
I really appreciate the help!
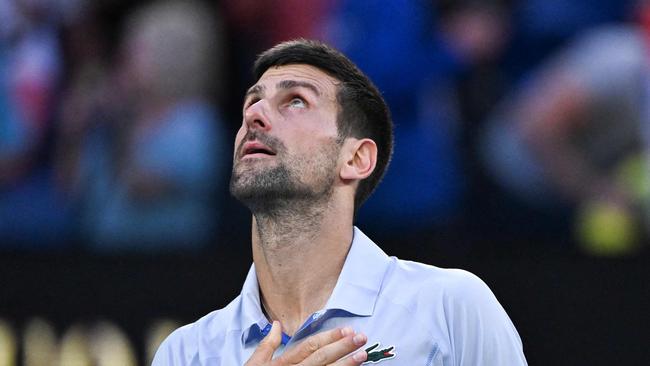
left=230, top=184, right=290, bottom=211
left=229, top=173, right=290, bottom=206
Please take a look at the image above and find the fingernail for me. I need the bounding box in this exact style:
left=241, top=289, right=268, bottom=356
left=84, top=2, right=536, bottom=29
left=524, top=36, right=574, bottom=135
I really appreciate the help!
left=272, top=321, right=281, bottom=330
left=341, top=327, right=354, bottom=336
left=353, top=351, right=367, bottom=362
left=353, top=333, right=366, bottom=346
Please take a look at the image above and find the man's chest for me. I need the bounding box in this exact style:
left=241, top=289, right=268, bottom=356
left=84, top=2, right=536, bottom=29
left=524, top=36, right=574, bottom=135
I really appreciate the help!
left=215, top=314, right=447, bottom=366
left=323, top=315, right=446, bottom=366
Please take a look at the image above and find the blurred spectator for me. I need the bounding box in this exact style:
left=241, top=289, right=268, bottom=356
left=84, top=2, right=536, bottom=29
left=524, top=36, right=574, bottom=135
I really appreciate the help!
left=480, top=7, right=650, bottom=254
left=437, top=0, right=512, bottom=127
left=436, top=0, right=516, bottom=246
left=57, top=0, right=226, bottom=251
left=0, top=0, right=61, bottom=170
left=55, top=3, right=120, bottom=197
left=0, top=0, right=71, bottom=248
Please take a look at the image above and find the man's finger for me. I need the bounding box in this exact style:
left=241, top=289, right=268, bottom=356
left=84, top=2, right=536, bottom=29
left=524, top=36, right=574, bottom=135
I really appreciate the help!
left=276, top=327, right=349, bottom=364
left=299, top=331, right=367, bottom=366
left=245, top=321, right=282, bottom=366
left=331, top=350, right=367, bottom=366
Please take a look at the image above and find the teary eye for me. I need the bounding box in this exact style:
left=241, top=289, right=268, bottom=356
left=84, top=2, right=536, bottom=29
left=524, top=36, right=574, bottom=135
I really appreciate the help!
left=288, top=97, right=306, bottom=108
left=244, top=97, right=260, bottom=110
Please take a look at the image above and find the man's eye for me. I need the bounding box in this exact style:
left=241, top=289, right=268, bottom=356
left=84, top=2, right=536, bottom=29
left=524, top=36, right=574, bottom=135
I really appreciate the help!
left=288, top=97, right=306, bottom=108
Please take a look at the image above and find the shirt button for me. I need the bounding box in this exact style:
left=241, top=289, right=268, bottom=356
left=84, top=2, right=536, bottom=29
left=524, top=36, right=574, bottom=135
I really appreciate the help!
left=261, top=323, right=272, bottom=335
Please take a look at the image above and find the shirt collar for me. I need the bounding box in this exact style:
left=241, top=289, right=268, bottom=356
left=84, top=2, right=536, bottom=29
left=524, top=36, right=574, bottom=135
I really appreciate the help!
left=323, top=227, right=391, bottom=316
left=235, top=226, right=391, bottom=342
left=238, top=264, right=267, bottom=334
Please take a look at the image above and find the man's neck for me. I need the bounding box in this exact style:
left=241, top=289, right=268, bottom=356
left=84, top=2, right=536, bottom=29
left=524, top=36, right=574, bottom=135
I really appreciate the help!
left=251, top=199, right=353, bottom=336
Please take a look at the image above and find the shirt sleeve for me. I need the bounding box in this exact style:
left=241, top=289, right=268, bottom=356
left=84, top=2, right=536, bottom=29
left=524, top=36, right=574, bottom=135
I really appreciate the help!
left=443, top=270, right=528, bottom=366
left=151, top=324, right=201, bottom=366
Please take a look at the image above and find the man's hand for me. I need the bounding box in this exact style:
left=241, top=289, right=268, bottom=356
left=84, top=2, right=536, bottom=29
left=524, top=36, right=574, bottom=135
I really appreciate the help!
left=245, top=321, right=368, bottom=366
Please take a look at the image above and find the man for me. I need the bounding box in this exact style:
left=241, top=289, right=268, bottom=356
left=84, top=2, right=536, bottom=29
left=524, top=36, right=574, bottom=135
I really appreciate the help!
left=153, top=39, right=527, bottom=365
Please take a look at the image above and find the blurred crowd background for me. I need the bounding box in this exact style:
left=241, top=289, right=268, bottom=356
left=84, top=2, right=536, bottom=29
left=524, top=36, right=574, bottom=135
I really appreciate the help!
left=0, top=0, right=649, bottom=365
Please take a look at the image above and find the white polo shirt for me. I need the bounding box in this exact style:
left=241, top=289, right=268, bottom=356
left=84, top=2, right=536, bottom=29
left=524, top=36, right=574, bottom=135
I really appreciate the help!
left=153, top=227, right=527, bottom=365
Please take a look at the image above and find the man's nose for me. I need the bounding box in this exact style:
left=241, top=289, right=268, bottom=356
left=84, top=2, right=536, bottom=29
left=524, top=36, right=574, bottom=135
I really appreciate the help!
left=244, top=99, right=271, bottom=131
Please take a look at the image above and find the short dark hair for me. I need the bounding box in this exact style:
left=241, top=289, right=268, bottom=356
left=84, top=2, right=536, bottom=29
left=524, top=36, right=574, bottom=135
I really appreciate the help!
left=253, top=39, right=394, bottom=210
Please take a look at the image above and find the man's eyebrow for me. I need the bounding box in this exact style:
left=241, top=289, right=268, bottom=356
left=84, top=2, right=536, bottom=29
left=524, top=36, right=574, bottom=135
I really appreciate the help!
left=245, top=84, right=265, bottom=100
left=277, top=80, right=321, bottom=96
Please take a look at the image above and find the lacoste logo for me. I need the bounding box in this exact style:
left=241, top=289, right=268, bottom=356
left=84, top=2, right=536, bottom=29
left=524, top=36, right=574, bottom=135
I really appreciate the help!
left=363, top=342, right=396, bottom=364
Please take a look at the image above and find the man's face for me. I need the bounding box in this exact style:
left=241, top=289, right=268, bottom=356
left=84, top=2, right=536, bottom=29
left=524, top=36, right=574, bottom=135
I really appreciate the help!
left=230, top=64, right=343, bottom=207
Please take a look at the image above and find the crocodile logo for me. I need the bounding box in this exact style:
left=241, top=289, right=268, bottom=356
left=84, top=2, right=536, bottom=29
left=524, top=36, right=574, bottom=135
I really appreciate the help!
left=363, top=342, right=396, bottom=364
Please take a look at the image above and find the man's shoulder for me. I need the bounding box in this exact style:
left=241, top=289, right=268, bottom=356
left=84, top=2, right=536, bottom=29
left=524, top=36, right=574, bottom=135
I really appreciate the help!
left=385, top=258, right=500, bottom=310
left=389, top=258, right=489, bottom=292
left=152, top=296, right=242, bottom=365
left=385, top=258, right=527, bottom=364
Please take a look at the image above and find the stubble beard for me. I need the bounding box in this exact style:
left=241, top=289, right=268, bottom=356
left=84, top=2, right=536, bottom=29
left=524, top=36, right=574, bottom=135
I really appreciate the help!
left=229, top=134, right=341, bottom=217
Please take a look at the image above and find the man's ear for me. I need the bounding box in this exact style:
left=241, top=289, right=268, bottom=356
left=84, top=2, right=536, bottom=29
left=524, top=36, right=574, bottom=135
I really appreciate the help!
left=340, top=138, right=377, bottom=181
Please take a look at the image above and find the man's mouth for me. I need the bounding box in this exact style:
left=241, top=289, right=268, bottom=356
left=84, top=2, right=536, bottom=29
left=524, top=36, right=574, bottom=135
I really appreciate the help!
left=241, top=141, right=276, bottom=158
